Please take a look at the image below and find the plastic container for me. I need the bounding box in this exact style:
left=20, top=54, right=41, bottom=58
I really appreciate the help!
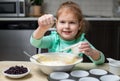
left=109, top=61, right=120, bottom=75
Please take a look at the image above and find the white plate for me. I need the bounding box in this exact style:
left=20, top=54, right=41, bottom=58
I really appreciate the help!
left=3, top=67, right=30, bottom=78
left=100, top=75, right=120, bottom=81
left=79, top=77, right=100, bottom=81
left=50, top=72, right=69, bottom=80
left=89, top=69, right=107, bottom=75
left=70, top=70, right=89, bottom=78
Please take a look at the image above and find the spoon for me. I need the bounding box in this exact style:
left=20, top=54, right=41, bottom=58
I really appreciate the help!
left=59, top=42, right=81, bottom=52
left=23, top=51, right=40, bottom=63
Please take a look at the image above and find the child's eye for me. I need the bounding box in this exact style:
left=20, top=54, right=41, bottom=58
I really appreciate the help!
left=70, top=22, right=76, bottom=24
left=60, top=21, right=65, bottom=24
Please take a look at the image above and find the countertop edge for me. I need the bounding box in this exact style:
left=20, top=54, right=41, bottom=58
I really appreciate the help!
left=0, top=17, right=120, bottom=21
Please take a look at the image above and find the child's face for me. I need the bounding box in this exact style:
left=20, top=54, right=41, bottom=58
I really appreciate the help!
left=56, top=11, right=80, bottom=40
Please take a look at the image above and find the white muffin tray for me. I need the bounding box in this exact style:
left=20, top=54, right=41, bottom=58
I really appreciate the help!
left=48, top=69, right=120, bottom=81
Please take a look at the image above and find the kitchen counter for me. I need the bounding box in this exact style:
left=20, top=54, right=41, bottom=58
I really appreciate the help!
left=0, top=17, right=120, bottom=21
left=0, top=61, right=110, bottom=81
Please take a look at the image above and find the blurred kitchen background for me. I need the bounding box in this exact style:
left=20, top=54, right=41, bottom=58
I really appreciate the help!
left=0, top=0, right=120, bottom=61
left=43, top=0, right=120, bottom=17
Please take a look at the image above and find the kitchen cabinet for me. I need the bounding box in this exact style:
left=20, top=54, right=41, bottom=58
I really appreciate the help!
left=85, top=21, right=120, bottom=62
left=0, top=19, right=38, bottom=61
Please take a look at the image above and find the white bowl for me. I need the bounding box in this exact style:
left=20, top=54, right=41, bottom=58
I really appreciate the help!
left=30, top=53, right=83, bottom=75
left=70, top=70, right=89, bottom=78
left=89, top=69, right=107, bottom=75
left=109, top=62, right=120, bottom=75
left=100, top=75, right=120, bottom=81
left=50, top=72, right=69, bottom=80
left=79, top=77, right=100, bottom=81
left=3, top=66, right=30, bottom=78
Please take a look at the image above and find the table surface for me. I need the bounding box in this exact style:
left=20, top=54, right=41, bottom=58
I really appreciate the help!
left=0, top=61, right=109, bottom=81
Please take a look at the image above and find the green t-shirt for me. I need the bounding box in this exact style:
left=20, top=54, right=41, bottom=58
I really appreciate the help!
left=30, top=31, right=105, bottom=65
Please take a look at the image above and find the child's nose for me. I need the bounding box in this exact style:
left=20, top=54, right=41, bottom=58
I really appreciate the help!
left=64, top=23, right=70, bottom=28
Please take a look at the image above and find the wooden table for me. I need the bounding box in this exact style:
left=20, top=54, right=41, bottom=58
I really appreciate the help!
left=0, top=61, right=109, bottom=81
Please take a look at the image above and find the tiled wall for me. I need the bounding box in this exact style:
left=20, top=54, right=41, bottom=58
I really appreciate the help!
left=42, top=0, right=113, bottom=17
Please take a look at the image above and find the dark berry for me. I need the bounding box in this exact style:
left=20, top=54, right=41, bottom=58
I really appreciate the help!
left=4, top=65, right=28, bottom=74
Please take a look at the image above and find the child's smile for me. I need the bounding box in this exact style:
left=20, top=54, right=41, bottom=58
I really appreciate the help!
left=62, top=30, right=72, bottom=34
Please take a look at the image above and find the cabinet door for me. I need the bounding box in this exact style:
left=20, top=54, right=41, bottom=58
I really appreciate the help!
left=86, top=21, right=120, bottom=62
left=0, top=30, right=36, bottom=61
left=116, top=25, right=120, bottom=59
left=0, top=21, right=38, bottom=61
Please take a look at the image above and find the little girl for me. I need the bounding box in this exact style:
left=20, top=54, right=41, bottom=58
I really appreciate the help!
left=30, top=1, right=105, bottom=65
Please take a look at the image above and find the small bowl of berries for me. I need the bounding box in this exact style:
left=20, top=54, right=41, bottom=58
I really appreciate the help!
left=2, top=65, right=30, bottom=78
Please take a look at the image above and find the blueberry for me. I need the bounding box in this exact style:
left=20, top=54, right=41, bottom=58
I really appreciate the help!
left=4, top=65, right=28, bottom=74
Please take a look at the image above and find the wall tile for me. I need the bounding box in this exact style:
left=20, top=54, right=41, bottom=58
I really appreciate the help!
left=42, top=0, right=113, bottom=17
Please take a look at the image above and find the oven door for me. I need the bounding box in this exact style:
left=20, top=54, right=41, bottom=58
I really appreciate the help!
left=0, top=30, right=36, bottom=61
left=0, top=21, right=37, bottom=61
